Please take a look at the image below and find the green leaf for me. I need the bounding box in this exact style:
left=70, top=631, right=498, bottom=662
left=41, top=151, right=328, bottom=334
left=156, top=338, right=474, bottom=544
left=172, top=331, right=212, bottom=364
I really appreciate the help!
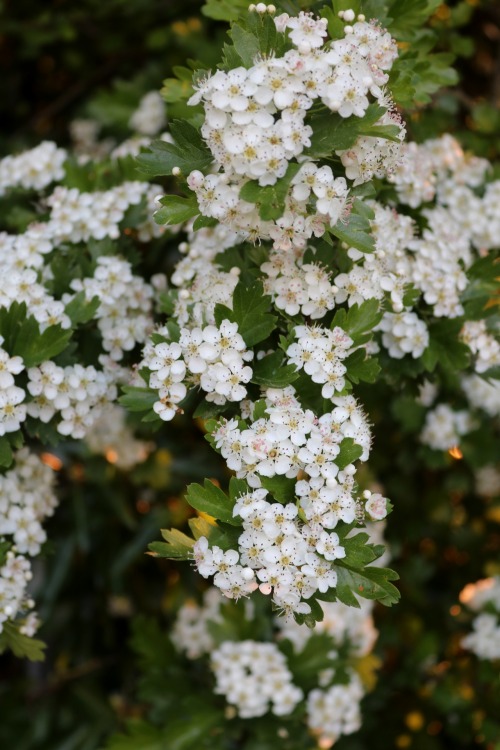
left=344, top=349, right=381, bottom=384
left=295, top=596, right=325, bottom=628
left=422, top=319, right=470, bottom=374
left=188, top=515, right=215, bottom=540
left=330, top=198, right=375, bottom=254
left=154, top=193, right=199, bottom=226
left=239, top=162, right=301, bottom=221
left=192, top=398, right=228, bottom=419
left=229, top=476, right=248, bottom=500
left=0, top=303, right=70, bottom=366
left=342, top=531, right=379, bottom=568
left=119, top=386, right=157, bottom=413
left=335, top=561, right=400, bottom=607
left=202, top=0, right=249, bottom=21
left=215, top=280, right=276, bottom=347
left=320, top=5, right=345, bottom=40
left=136, top=123, right=213, bottom=178
left=0, top=437, right=13, bottom=468
left=0, top=621, right=46, bottom=661
left=24, top=325, right=72, bottom=368
left=65, top=292, right=100, bottom=326
left=252, top=351, right=299, bottom=388
left=357, top=123, right=403, bottom=143
left=282, top=632, right=336, bottom=690
left=192, top=214, right=218, bottom=231
left=230, top=23, right=260, bottom=67
left=336, top=438, right=363, bottom=470
left=148, top=528, right=195, bottom=560
left=160, top=68, right=195, bottom=104
left=388, top=0, right=441, bottom=38
left=260, top=475, right=296, bottom=504
left=186, top=479, right=240, bottom=525
left=306, top=104, right=385, bottom=158
left=332, top=299, right=382, bottom=345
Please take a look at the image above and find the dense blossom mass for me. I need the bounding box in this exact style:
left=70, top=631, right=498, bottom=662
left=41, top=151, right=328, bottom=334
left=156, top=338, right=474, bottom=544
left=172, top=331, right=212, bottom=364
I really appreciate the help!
left=0, top=3, right=499, bottom=747
left=172, top=583, right=379, bottom=743
left=186, top=10, right=404, bottom=248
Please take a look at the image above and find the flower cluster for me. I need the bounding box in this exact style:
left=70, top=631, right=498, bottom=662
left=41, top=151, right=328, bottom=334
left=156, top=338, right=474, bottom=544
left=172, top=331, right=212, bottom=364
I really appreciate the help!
left=0, top=141, right=67, bottom=196
left=460, top=577, right=500, bottom=661
left=171, top=579, right=380, bottom=735
left=69, top=256, right=155, bottom=361
left=171, top=587, right=223, bottom=659
left=461, top=375, right=500, bottom=418
left=377, top=311, right=429, bottom=360
left=0, top=449, right=58, bottom=635
left=461, top=320, right=500, bottom=374
left=420, top=404, right=475, bottom=452
left=262, top=251, right=337, bottom=318
left=286, top=324, right=353, bottom=397
left=211, top=640, right=303, bottom=717
left=185, top=12, right=403, bottom=248
left=17, top=361, right=115, bottom=440
left=192, top=387, right=378, bottom=614
left=277, top=596, right=377, bottom=659
left=307, top=672, right=365, bottom=745
left=44, top=182, right=156, bottom=243
left=140, top=319, right=253, bottom=421
left=129, top=91, right=167, bottom=136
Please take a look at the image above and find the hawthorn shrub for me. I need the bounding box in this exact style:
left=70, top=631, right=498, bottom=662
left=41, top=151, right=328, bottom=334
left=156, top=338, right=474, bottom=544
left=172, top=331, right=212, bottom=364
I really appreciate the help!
left=0, top=1, right=499, bottom=749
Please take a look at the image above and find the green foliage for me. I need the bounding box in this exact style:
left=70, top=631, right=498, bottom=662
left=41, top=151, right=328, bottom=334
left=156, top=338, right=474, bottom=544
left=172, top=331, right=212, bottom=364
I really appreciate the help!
left=0, top=622, right=46, bottom=662
left=239, top=163, right=301, bottom=221
left=306, top=104, right=396, bottom=158
left=335, top=438, right=364, bottom=470
left=137, top=122, right=213, bottom=177
left=214, top=280, right=277, bottom=347
left=148, top=528, right=195, bottom=560
left=185, top=479, right=240, bottom=525
left=260, top=475, right=297, bottom=504
left=390, top=32, right=459, bottom=108
left=224, top=11, right=289, bottom=69
left=154, top=193, right=199, bottom=226
left=422, top=319, right=471, bottom=375
left=335, top=560, right=400, bottom=607
left=251, top=351, right=299, bottom=388
left=332, top=299, right=383, bottom=345
left=202, top=0, right=249, bottom=22
left=119, top=386, right=158, bottom=413
left=344, top=349, right=381, bottom=384
left=103, top=721, right=167, bottom=750
left=0, top=438, right=13, bottom=468
left=329, top=199, right=376, bottom=254
left=0, top=302, right=72, bottom=367
left=65, top=292, right=101, bottom=326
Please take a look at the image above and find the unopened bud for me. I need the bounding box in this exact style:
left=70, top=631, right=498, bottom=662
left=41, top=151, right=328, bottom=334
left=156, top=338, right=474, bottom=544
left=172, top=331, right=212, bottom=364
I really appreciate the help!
left=172, top=166, right=181, bottom=177
left=343, top=9, right=355, bottom=22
